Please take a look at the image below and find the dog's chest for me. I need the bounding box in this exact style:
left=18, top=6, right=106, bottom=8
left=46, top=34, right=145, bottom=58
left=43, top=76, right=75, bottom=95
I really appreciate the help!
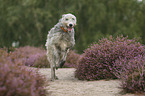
left=62, top=33, right=72, bottom=41
left=60, top=32, right=75, bottom=47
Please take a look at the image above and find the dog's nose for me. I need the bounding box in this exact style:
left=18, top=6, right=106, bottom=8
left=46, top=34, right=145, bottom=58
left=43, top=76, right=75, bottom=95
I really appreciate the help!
left=69, top=24, right=73, bottom=27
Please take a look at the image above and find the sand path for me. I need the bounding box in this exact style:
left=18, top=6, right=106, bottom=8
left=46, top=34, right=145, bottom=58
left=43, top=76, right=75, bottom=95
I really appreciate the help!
left=38, top=68, right=136, bottom=96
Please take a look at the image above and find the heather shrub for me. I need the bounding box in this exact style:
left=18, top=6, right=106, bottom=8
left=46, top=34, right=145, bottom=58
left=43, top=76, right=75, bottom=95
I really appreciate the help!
left=75, top=35, right=145, bottom=80
left=0, top=48, right=8, bottom=62
left=34, top=50, right=80, bottom=68
left=10, top=46, right=50, bottom=68
left=63, top=50, right=80, bottom=68
left=34, top=54, right=50, bottom=68
left=11, top=46, right=80, bottom=68
left=0, top=49, right=47, bottom=96
left=113, top=55, right=145, bottom=93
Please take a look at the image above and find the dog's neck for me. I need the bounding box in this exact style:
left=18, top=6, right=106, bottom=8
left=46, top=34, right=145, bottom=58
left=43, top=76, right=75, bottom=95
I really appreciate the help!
left=55, top=23, right=73, bottom=33
left=60, top=26, right=68, bottom=33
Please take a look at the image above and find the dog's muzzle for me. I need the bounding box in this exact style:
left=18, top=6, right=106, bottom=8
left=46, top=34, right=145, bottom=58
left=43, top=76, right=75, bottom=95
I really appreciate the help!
left=69, top=24, right=73, bottom=27
left=67, top=23, right=73, bottom=32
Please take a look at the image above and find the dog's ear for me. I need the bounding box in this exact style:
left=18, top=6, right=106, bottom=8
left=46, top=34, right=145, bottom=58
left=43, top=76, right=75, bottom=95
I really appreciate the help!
left=59, top=14, right=66, bottom=22
left=59, top=18, right=62, bottom=22
left=71, top=16, right=77, bottom=26
left=62, top=14, right=66, bottom=18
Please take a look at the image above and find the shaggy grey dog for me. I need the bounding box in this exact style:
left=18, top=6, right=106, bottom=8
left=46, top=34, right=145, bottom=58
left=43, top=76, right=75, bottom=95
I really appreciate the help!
left=45, top=13, right=77, bottom=81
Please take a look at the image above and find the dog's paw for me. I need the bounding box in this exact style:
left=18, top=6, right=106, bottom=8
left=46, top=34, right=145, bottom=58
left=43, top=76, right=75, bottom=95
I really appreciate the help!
left=56, top=67, right=58, bottom=70
left=50, top=78, right=54, bottom=81
left=50, top=76, right=58, bottom=81
left=55, top=76, right=58, bottom=80
left=56, top=65, right=59, bottom=70
left=55, top=60, right=65, bottom=70
left=59, top=60, right=65, bottom=68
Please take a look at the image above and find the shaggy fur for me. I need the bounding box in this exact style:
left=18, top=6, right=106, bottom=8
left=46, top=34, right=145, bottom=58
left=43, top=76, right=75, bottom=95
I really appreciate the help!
left=45, top=13, right=77, bottom=81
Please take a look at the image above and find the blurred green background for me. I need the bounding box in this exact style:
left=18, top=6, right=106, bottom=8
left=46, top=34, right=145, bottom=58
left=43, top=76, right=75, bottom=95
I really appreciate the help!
left=0, top=0, right=145, bottom=53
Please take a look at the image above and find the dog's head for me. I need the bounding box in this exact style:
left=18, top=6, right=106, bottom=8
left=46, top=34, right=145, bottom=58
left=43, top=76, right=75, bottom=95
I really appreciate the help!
left=60, top=13, right=77, bottom=32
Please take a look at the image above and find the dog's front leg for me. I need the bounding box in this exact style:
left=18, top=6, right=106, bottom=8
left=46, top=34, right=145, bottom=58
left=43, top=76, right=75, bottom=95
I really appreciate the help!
left=50, top=65, right=55, bottom=81
left=51, top=64, right=58, bottom=81
left=59, top=48, right=70, bottom=68
left=52, top=45, right=60, bottom=80
left=49, top=53, right=56, bottom=81
left=47, top=45, right=58, bottom=81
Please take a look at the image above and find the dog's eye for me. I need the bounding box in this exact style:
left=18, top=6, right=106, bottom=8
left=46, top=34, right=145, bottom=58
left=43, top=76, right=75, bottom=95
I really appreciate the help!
left=65, top=18, right=68, bottom=21
left=72, top=18, right=75, bottom=20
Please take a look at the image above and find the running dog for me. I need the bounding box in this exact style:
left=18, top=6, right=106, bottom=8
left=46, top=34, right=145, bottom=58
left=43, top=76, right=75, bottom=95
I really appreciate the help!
left=45, top=13, right=77, bottom=81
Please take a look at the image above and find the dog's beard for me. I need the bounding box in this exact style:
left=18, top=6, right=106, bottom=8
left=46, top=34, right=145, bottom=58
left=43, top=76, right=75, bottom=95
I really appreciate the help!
left=67, top=26, right=73, bottom=32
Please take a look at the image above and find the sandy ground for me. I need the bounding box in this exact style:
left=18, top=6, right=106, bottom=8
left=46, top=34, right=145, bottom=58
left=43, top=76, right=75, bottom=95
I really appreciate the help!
left=38, top=68, right=138, bottom=96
